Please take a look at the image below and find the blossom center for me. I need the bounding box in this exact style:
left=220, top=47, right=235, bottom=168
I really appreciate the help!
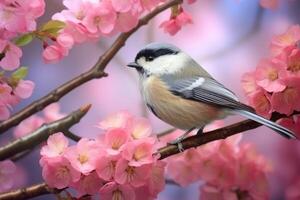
left=112, top=189, right=123, bottom=200
left=77, top=154, right=89, bottom=164
left=94, top=16, right=101, bottom=25
left=125, top=166, right=135, bottom=182
left=288, top=61, right=300, bottom=72
left=56, top=166, right=69, bottom=179
left=267, top=70, right=278, bottom=81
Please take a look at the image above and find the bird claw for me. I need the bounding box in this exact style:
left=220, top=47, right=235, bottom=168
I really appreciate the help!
left=168, top=135, right=186, bottom=152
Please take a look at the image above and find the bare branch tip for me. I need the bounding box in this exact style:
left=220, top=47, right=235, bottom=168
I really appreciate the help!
left=80, top=104, right=92, bottom=113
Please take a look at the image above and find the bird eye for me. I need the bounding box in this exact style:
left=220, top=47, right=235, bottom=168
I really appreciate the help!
left=146, top=56, right=154, bottom=61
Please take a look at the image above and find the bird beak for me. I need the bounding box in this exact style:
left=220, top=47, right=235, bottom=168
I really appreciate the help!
left=127, top=62, right=141, bottom=69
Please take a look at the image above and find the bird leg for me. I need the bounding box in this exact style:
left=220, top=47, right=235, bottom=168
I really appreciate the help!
left=168, top=127, right=196, bottom=152
left=196, top=126, right=204, bottom=136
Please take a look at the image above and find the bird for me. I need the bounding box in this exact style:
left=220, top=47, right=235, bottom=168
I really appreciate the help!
left=127, top=42, right=296, bottom=150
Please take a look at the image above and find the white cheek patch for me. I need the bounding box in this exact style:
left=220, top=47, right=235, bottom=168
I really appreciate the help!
left=139, top=52, right=188, bottom=75
left=185, top=77, right=205, bottom=90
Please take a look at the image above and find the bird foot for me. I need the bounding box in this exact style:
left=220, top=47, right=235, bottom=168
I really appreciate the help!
left=168, top=135, right=186, bottom=152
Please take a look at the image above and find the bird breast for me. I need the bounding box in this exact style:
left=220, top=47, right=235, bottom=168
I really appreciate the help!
left=141, top=76, right=224, bottom=130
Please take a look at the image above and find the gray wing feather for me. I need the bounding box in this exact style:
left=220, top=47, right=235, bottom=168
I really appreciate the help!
left=161, top=75, right=254, bottom=112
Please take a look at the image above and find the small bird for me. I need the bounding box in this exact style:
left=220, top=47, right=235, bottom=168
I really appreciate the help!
left=127, top=42, right=296, bottom=149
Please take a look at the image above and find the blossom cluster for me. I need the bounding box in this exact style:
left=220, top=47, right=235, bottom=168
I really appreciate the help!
left=162, top=122, right=271, bottom=200
left=0, top=0, right=44, bottom=120
left=43, top=0, right=195, bottom=63
left=40, top=111, right=166, bottom=199
left=0, top=68, right=35, bottom=120
left=241, top=25, right=300, bottom=137
left=0, top=0, right=45, bottom=70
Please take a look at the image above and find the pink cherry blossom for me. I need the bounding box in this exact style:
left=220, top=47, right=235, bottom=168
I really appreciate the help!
left=160, top=10, right=192, bottom=36
left=111, top=0, right=133, bottom=13
left=278, top=115, right=300, bottom=138
left=53, top=0, right=92, bottom=24
left=42, top=157, right=81, bottom=189
left=40, top=133, right=69, bottom=158
left=138, top=0, right=164, bottom=11
left=0, top=160, right=16, bottom=192
left=82, top=2, right=117, bottom=35
left=71, top=171, right=103, bottom=197
left=96, top=154, right=119, bottom=181
left=166, top=149, right=202, bottom=186
left=260, top=0, right=278, bottom=10
left=43, top=103, right=66, bottom=122
left=99, top=182, right=136, bottom=200
left=131, top=117, right=152, bottom=139
left=271, top=77, right=300, bottom=115
left=147, top=161, right=166, bottom=197
left=42, top=44, right=68, bottom=63
left=97, top=110, right=133, bottom=131
left=0, top=0, right=45, bottom=33
left=248, top=90, right=272, bottom=118
left=271, top=25, right=300, bottom=56
left=241, top=72, right=261, bottom=96
left=57, top=33, right=74, bottom=49
left=114, top=158, right=152, bottom=187
left=276, top=47, right=300, bottom=77
left=14, top=80, right=35, bottom=99
left=255, top=59, right=286, bottom=92
left=13, top=115, right=44, bottom=138
left=103, top=128, right=130, bottom=155
left=115, top=11, right=139, bottom=33
left=64, top=138, right=100, bottom=174
left=0, top=39, right=22, bottom=70
left=122, top=139, right=156, bottom=167
left=159, top=18, right=181, bottom=36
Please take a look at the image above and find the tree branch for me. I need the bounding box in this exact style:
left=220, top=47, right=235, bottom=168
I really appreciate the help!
left=0, top=183, right=62, bottom=200
left=0, top=0, right=183, bottom=134
left=0, top=104, right=91, bottom=161
left=158, top=112, right=299, bottom=159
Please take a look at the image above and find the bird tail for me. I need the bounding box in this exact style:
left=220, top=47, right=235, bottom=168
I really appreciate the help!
left=230, top=109, right=297, bottom=139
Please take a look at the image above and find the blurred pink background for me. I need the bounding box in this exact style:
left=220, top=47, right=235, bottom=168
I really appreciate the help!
left=4, top=0, right=300, bottom=199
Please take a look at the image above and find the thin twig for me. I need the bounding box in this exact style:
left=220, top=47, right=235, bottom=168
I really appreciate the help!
left=62, top=130, right=81, bottom=142
left=158, top=112, right=299, bottom=159
left=0, top=183, right=62, bottom=200
left=0, top=0, right=183, bottom=134
left=0, top=104, right=91, bottom=161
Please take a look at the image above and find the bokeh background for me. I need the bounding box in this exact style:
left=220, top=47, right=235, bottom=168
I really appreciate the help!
left=3, top=0, right=300, bottom=199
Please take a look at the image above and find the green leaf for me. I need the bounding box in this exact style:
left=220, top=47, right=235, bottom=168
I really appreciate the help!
left=40, top=20, right=66, bottom=36
left=11, top=67, right=28, bottom=81
left=15, top=34, right=34, bottom=46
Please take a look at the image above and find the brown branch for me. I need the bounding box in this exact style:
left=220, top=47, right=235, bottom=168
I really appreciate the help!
left=62, top=130, right=81, bottom=142
left=158, top=112, right=299, bottom=159
left=0, top=183, right=62, bottom=200
left=0, top=0, right=183, bottom=134
left=0, top=104, right=91, bottom=161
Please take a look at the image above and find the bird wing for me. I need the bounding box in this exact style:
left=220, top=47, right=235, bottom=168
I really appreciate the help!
left=161, top=75, right=254, bottom=112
